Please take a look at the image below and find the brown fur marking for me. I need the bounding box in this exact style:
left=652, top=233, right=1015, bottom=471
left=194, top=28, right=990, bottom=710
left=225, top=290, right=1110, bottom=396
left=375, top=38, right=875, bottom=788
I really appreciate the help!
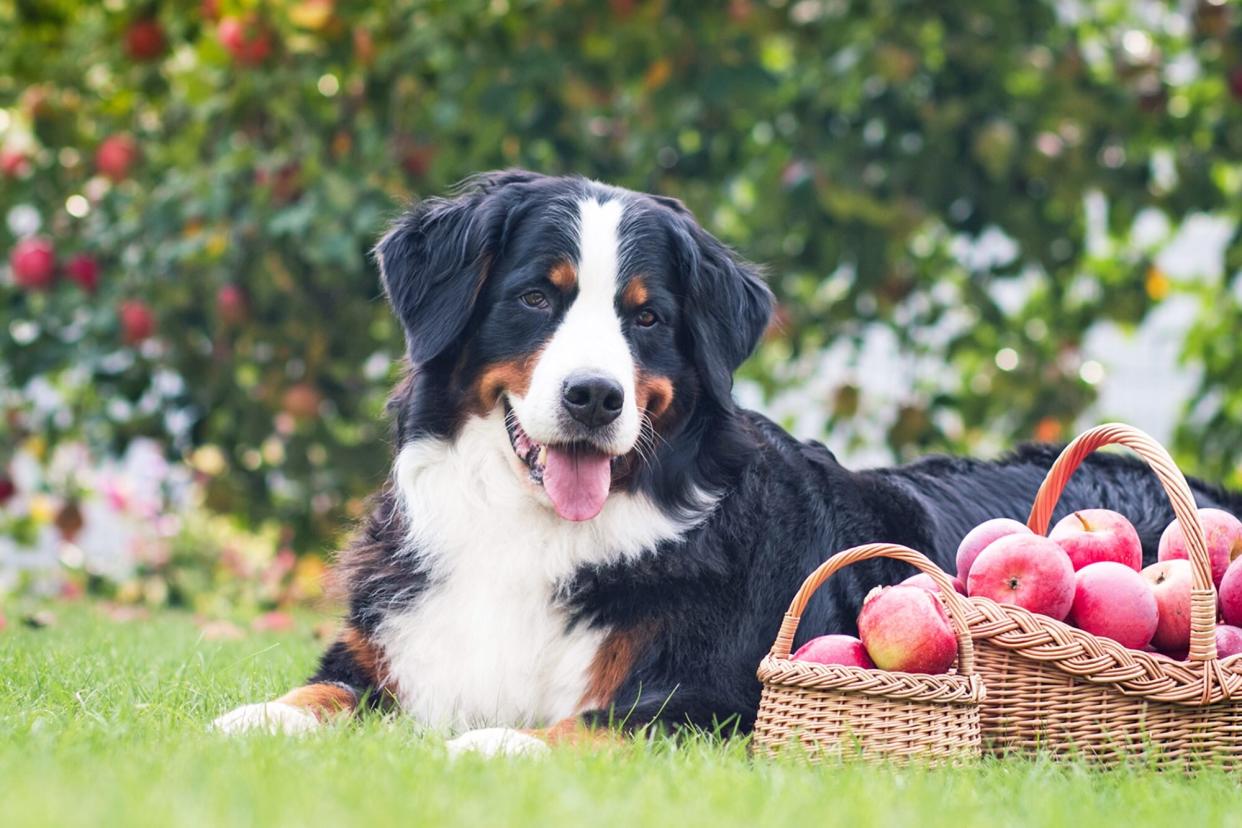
left=549, top=261, right=577, bottom=292
left=475, top=355, right=537, bottom=411
left=522, top=717, right=622, bottom=748
left=635, top=373, right=674, bottom=422
left=276, top=683, right=358, bottom=720
left=621, top=276, right=649, bottom=309
left=578, top=626, right=651, bottom=711
left=340, top=625, right=391, bottom=692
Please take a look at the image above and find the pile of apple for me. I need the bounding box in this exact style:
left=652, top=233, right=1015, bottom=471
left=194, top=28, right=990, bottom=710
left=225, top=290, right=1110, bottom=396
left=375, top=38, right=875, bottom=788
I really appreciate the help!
left=953, top=507, right=1242, bottom=660
left=791, top=574, right=962, bottom=675
left=791, top=507, right=1242, bottom=675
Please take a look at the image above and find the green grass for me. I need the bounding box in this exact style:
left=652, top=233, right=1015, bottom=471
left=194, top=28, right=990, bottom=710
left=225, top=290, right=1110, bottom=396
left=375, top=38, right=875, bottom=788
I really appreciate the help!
left=4, top=604, right=1242, bottom=828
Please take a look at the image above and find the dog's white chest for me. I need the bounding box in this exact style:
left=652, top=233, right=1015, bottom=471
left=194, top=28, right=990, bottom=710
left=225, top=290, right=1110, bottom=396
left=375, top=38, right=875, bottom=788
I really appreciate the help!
left=378, top=556, right=605, bottom=730
left=376, top=413, right=698, bottom=732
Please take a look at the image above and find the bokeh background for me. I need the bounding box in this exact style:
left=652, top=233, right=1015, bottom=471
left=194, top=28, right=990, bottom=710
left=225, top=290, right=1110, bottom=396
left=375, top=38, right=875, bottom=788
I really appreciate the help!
left=2, top=0, right=1241, bottom=617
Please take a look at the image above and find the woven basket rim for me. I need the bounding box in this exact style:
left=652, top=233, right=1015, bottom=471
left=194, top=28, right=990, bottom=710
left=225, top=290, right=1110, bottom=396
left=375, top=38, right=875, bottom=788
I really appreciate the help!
left=758, top=654, right=986, bottom=704
left=966, top=593, right=1242, bottom=705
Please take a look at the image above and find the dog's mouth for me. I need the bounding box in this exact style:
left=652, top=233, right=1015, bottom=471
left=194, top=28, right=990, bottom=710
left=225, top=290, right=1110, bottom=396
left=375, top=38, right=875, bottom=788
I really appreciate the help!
left=504, top=401, right=621, bottom=522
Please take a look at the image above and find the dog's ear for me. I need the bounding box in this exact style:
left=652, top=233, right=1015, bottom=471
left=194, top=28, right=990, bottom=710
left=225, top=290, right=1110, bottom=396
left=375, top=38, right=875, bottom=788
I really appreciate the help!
left=664, top=200, right=774, bottom=409
left=374, top=170, right=539, bottom=364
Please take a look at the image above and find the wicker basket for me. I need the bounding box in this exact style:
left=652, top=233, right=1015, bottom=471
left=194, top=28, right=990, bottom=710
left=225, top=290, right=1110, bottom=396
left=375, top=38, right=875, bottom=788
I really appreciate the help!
left=753, top=543, right=985, bottom=764
left=965, top=422, right=1242, bottom=766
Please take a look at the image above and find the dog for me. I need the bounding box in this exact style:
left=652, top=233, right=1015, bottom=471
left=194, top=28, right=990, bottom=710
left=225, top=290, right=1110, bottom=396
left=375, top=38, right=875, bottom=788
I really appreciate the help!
left=214, top=170, right=1242, bottom=756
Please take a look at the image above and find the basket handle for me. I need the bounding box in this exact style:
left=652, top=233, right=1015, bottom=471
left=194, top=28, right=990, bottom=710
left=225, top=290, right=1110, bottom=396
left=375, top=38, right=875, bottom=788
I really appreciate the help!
left=768, top=543, right=976, bottom=676
left=1025, top=422, right=1216, bottom=662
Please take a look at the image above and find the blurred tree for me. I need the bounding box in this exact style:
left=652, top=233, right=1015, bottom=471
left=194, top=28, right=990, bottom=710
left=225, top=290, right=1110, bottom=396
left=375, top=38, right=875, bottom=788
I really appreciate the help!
left=1, top=0, right=1240, bottom=548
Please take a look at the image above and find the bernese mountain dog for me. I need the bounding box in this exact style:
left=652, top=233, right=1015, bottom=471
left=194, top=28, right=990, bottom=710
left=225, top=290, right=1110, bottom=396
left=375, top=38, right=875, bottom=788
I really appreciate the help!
left=214, top=170, right=1242, bottom=756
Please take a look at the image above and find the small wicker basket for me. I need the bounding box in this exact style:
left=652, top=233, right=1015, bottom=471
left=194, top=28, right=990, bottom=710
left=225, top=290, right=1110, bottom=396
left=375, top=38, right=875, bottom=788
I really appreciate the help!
left=965, top=422, right=1242, bottom=766
left=753, top=543, right=985, bottom=764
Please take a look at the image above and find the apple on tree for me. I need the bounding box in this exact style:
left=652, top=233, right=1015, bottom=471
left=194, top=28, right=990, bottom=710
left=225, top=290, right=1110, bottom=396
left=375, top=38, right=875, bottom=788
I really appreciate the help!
left=218, top=15, right=274, bottom=66
left=1, top=146, right=30, bottom=178
left=118, top=300, right=156, bottom=344
left=10, top=236, right=56, bottom=290
left=96, top=134, right=138, bottom=181
left=124, top=18, right=166, bottom=61
left=216, top=283, right=247, bottom=324
left=66, top=254, right=99, bottom=292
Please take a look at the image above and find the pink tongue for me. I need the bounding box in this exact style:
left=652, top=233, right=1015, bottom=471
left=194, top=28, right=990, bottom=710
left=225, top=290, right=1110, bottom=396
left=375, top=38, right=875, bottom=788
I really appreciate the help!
left=543, top=447, right=612, bottom=521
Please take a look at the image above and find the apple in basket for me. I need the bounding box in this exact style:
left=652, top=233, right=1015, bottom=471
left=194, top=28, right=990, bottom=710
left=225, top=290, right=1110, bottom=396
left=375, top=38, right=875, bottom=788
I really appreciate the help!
left=900, top=572, right=967, bottom=595
left=857, top=585, right=957, bottom=674
left=1049, top=509, right=1143, bottom=571
left=965, top=534, right=1075, bottom=620
left=955, top=517, right=1032, bottom=581
left=1158, top=507, right=1242, bottom=586
left=1142, top=559, right=1193, bottom=653
left=1069, top=562, right=1158, bottom=650
left=1217, top=556, right=1242, bottom=628
left=791, top=634, right=875, bottom=669
left=1215, top=624, right=1242, bottom=660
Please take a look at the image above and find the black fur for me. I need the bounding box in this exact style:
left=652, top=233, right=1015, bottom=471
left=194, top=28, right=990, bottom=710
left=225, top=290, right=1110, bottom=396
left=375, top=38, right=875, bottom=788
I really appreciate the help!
left=317, top=171, right=1242, bottom=737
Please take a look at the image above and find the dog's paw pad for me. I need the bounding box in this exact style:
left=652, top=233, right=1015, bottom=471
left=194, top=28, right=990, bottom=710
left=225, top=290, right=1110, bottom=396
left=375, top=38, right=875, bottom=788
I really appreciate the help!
left=211, top=702, right=319, bottom=735
left=446, top=727, right=550, bottom=759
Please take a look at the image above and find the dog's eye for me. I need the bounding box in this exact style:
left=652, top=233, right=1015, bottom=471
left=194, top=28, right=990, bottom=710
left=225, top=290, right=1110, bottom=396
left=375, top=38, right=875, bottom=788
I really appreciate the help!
left=635, top=308, right=659, bottom=328
left=519, top=290, right=550, bottom=310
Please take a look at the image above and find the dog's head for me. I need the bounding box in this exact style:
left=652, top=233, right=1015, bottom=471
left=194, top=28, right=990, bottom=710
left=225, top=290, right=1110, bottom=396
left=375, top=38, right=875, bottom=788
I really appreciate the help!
left=375, top=171, right=772, bottom=521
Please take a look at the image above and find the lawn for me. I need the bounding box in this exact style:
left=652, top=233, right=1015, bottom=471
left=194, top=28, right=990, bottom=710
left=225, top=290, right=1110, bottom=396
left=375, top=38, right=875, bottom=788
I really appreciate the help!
left=3, top=604, right=1242, bottom=828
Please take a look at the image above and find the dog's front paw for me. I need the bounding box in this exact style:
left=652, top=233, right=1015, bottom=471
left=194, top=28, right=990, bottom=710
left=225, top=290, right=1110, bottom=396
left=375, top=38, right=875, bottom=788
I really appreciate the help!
left=445, top=727, right=550, bottom=759
left=211, top=702, right=320, bottom=735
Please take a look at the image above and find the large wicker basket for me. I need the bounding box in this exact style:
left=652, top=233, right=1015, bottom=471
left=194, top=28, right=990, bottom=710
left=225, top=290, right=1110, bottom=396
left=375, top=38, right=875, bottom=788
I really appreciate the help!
left=965, top=422, right=1242, bottom=766
left=754, top=543, right=985, bottom=764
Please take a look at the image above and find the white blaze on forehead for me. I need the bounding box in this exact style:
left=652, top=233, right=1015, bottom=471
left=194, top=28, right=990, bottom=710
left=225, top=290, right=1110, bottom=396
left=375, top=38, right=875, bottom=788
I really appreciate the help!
left=512, top=196, right=640, bottom=455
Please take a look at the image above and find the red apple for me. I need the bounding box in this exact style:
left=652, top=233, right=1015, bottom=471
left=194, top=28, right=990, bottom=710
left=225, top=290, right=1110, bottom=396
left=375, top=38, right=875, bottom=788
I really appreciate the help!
left=96, top=134, right=138, bottom=181
left=124, top=18, right=166, bottom=61
left=1142, top=559, right=1193, bottom=653
left=1158, top=507, right=1242, bottom=586
left=1049, top=509, right=1143, bottom=571
left=857, top=585, right=957, bottom=674
left=218, top=15, right=274, bottom=66
left=0, top=147, right=29, bottom=178
left=1216, top=624, right=1242, bottom=660
left=1070, top=561, right=1158, bottom=650
left=955, top=517, right=1032, bottom=581
left=1218, top=556, right=1242, bottom=627
left=791, top=634, right=875, bottom=669
left=0, top=475, right=15, bottom=504
left=10, top=236, right=56, bottom=290
left=118, top=300, right=155, bottom=344
left=216, top=283, right=247, bottom=324
left=66, top=254, right=99, bottom=292
left=900, top=572, right=966, bottom=595
left=966, top=534, right=1075, bottom=620
left=281, top=383, right=321, bottom=420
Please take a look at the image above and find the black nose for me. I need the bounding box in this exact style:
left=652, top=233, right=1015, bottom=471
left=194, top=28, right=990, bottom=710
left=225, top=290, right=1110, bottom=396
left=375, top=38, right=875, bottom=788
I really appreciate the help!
left=562, top=372, right=624, bottom=428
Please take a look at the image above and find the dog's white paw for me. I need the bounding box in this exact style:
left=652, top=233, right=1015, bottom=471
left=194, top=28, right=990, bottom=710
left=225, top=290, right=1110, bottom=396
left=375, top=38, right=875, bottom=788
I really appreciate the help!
left=445, top=727, right=550, bottom=759
left=211, top=702, right=320, bottom=735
